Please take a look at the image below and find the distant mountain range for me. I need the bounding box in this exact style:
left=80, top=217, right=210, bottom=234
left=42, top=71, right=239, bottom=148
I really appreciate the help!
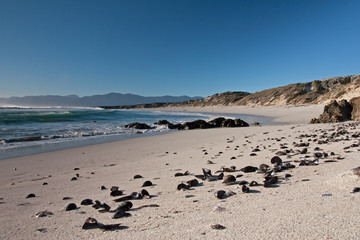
left=0, top=93, right=203, bottom=107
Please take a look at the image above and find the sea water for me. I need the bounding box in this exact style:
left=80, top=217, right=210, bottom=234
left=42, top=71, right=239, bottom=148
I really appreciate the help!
left=0, top=107, right=273, bottom=160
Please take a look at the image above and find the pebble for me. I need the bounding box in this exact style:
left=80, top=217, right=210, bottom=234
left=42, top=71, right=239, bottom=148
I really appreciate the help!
left=211, top=224, right=226, bottom=230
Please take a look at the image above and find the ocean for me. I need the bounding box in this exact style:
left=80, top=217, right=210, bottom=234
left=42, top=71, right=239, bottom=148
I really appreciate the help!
left=0, top=107, right=273, bottom=160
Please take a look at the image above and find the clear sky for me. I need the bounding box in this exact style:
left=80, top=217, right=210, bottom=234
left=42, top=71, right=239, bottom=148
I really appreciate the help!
left=0, top=0, right=359, bottom=98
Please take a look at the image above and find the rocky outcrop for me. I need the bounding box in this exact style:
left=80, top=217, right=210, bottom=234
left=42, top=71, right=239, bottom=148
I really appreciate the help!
left=125, top=122, right=153, bottom=129
left=183, top=120, right=211, bottom=130
left=350, top=97, right=360, bottom=121
left=155, top=118, right=249, bottom=130
left=310, top=100, right=353, bottom=123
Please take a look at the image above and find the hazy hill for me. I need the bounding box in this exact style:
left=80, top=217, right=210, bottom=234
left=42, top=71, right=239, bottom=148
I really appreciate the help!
left=0, top=93, right=203, bottom=107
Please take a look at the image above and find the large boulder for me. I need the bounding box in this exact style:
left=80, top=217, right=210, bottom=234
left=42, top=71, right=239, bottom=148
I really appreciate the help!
left=208, top=117, right=226, bottom=127
left=125, top=122, right=153, bottom=129
left=167, top=123, right=185, bottom=130
left=208, top=117, right=249, bottom=127
left=350, top=96, right=360, bottom=121
left=154, top=120, right=170, bottom=125
left=310, top=100, right=352, bottom=123
left=234, top=118, right=250, bottom=127
left=183, top=120, right=211, bottom=130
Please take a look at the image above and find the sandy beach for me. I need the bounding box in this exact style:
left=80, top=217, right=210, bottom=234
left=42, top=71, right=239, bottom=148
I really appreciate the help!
left=0, top=105, right=359, bottom=240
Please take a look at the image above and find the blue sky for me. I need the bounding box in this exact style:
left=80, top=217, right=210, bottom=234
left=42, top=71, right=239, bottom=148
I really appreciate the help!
left=0, top=0, right=359, bottom=98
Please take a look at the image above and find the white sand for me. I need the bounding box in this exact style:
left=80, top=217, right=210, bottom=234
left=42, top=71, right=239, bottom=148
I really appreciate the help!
left=152, top=104, right=325, bottom=124
left=0, top=105, right=359, bottom=240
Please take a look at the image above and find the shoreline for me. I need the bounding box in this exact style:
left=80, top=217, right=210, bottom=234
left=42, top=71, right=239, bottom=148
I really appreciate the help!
left=3, top=104, right=359, bottom=239
left=0, top=105, right=307, bottom=161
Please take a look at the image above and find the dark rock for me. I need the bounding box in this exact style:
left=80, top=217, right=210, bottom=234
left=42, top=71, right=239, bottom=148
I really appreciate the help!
left=110, top=190, right=123, bottom=197
left=131, top=192, right=142, bottom=199
left=154, top=120, right=170, bottom=125
left=113, top=209, right=131, bottom=219
left=249, top=181, right=258, bottom=186
left=26, top=193, right=36, bottom=198
left=167, top=123, right=185, bottom=130
left=208, top=117, right=226, bottom=127
left=116, top=201, right=133, bottom=211
left=125, top=122, right=153, bottom=129
left=177, top=183, right=190, bottom=190
left=217, top=172, right=224, bottom=180
left=82, top=217, right=99, bottom=230
left=214, top=190, right=226, bottom=199
left=81, top=199, right=93, bottom=205
left=241, top=166, right=258, bottom=173
left=183, top=120, right=211, bottom=130
left=133, top=174, right=143, bottom=179
left=239, top=180, right=248, bottom=185
left=65, top=203, right=77, bottom=211
left=242, top=185, right=250, bottom=193
left=271, top=156, right=282, bottom=165
left=142, top=181, right=153, bottom=187
left=300, top=148, right=308, bottom=154
left=222, top=175, right=236, bottom=184
left=211, top=224, right=226, bottom=230
left=186, top=179, right=199, bottom=187
left=141, top=189, right=150, bottom=198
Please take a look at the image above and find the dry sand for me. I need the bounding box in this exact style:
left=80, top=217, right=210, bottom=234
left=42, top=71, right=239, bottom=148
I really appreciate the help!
left=0, top=105, right=359, bottom=240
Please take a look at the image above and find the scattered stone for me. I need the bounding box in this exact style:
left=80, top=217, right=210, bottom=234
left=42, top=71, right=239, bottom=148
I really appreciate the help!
left=65, top=203, right=77, bottom=211
left=214, top=190, right=226, bottom=199
left=242, top=185, right=250, bottom=193
left=116, top=201, right=133, bottom=211
left=82, top=217, right=99, bottom=230
left=222, top=175, right=236, bottom=184
left=177, top=183, right=190, bottom=190
left=352, top=167, right=360, bottom=176
left=26, top=193, right=36, bottom=198
left=113, top=209, right=131, bottom=219
left=241, top=166, right=258, bottom=173
left=141, top=189, right=150, bottom=198
left=142, top=181, right=153, bottom=187
left=110, top=190, right=123, bottom=197
left=36, top=211, right=53, bottom=218
left=211, top=224, right=226, bottom=230
left=80, top=199, right=93, bottom=205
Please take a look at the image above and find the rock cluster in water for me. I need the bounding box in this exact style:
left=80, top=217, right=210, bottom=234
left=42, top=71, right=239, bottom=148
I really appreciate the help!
left=125, top=117, right=249, bottom=130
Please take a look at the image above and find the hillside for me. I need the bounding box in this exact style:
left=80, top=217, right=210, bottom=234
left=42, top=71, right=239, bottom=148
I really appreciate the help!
left=167, top=74, right=360, bottom=107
